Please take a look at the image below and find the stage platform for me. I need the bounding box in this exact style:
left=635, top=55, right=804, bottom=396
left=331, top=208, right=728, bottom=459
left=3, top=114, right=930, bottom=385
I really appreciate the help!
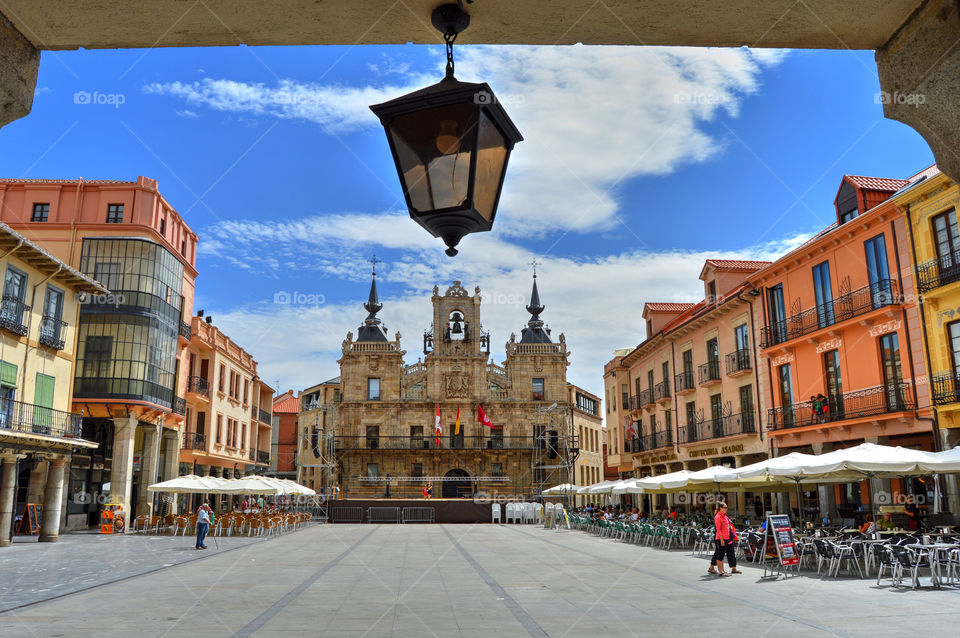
left=329, top=498, right=493, bottom=524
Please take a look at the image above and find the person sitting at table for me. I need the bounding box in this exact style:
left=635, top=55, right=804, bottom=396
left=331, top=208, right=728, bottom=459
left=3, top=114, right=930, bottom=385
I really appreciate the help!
left=859, top=513, right=876, bottom=534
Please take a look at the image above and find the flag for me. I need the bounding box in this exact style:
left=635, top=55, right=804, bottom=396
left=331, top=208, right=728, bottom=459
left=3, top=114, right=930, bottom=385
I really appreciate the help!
left=435, top=404, right=442, bottom=445
left=625, top=416, right=637, bottom=439
left=454, top=405, right=461, bottom=435
left=478, top=405, right=495, bottom=429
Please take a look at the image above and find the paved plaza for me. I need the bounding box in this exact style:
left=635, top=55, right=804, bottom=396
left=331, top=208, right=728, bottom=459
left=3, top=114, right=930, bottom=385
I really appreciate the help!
left=0, top=524, right=957, bottom=637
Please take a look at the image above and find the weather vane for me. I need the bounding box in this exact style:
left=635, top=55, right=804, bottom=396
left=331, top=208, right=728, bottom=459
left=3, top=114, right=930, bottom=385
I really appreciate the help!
left=370, top=254, right=381, bottom=276
left=528, top=257, right=540, bottom=278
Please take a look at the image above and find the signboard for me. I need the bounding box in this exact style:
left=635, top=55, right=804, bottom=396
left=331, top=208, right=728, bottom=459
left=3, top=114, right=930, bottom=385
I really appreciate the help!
left=761, top=513, right=799, bottom=578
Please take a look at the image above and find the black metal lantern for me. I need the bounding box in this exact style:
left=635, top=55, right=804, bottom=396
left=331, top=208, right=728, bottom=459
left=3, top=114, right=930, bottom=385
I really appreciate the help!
left=369, top=3, right=523, bottom=256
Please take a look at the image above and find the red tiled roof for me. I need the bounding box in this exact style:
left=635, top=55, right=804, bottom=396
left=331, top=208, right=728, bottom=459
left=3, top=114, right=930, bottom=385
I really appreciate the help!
left=905, top=164, right=940, bottom=183
left=843, top=175, right=910, bottom=192
left=703, top=259, right=772, bottom=272
left=273, top=390, right=298, bottom=413
left=644, top=302, right=695, bottom=313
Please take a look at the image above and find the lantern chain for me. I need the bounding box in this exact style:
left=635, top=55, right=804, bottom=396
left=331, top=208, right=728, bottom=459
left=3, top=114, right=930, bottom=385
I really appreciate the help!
left=444, top=31, right=458, bottom=79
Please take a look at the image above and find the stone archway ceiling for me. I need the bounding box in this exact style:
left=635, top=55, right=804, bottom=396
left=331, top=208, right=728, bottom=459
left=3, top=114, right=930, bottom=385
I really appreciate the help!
left=2, top=0, right=922, bottom=50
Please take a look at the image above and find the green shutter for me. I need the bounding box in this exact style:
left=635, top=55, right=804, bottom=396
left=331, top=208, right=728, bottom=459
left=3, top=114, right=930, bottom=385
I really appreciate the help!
left=35, top=374, right=55, bottom=408
left=1, top=361, right=17, bottom=388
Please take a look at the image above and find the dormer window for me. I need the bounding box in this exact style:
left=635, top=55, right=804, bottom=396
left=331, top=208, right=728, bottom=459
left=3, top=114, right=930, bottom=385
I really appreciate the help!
left=707, top=281, right=717, bottom=304
left=840, top=208, right=858, bottom=224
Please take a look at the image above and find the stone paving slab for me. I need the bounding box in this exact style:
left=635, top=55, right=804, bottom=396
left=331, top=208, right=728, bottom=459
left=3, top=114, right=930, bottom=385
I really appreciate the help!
left=1, top=523, right=958, bottom=637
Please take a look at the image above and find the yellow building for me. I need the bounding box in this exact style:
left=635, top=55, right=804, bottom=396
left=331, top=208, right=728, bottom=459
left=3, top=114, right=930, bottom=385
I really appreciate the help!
left=568, top=383, right=602, bottom=498
left=896, top=165, right=960, bottom=510
left=0, top=222, right=107, bottom=546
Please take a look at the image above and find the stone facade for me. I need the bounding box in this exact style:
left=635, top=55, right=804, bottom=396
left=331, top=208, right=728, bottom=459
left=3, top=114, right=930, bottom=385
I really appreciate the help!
left=314, top=278, right=578, bottom=500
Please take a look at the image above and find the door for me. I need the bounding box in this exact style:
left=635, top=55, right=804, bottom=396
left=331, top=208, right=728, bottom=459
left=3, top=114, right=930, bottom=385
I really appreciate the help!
left=768, top=285, right=787, bottom=344
left=442, top=468, right=472, bottom=498
left=706, top=338, right=719, bottom=380
left=932, top=209, right=960, bottom=280
left=34, top=373, right=55, bottom=434
left=366, top=425, right=380, bottom=449
left=864, top=234, right=892, bottom=308
left=709, top=394, right=723, bottom=438
left=1, top=266, right=26, bottom=324
left=879, top=333, right=905, bottom=411
left=823, top=349, right=844, bottom=421
left=812, top=261, right=834, bottom=328
left=681, top=350, right=694, bottom=387
left=734, top=323, right=750, bottom=370
left=779, top=364, right=794, bottom=426
left=739, top=385, right=755, bottom=432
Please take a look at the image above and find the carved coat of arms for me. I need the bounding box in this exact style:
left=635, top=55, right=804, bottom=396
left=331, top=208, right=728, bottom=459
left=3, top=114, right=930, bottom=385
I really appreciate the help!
left=444, top=373, right=469, bottom=398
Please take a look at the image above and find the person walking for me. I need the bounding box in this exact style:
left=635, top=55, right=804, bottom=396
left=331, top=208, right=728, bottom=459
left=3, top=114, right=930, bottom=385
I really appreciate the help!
left=195, top=501, right=212, bottom=550
left=709, top=501, right=741, bottom=576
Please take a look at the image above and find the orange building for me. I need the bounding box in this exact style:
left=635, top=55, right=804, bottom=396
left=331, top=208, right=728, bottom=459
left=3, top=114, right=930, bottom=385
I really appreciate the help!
left=270, top=390, right=299, bottom=480
left=0, top=176, right=198, bottom=526
left=747, top=171, right=935, bottom=519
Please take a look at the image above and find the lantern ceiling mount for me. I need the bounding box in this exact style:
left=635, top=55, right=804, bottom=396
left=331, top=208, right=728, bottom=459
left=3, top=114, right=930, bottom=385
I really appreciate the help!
left=369, top=1, right=523, bottom=257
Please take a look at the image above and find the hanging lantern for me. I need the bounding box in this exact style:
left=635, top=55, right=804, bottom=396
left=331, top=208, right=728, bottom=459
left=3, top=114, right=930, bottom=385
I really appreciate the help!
left=369, top=3, right=523, bottom=256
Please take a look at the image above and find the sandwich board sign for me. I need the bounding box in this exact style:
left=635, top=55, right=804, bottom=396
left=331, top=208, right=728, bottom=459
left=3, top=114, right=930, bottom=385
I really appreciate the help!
left=761, top=513, right=799, bottom=578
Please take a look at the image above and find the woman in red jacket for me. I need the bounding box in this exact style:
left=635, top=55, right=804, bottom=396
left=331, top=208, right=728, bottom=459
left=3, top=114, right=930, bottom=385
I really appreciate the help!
left=709, top=501, right=741, bottom=576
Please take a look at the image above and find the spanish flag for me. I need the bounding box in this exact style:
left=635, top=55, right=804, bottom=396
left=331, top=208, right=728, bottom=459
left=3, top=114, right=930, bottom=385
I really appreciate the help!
left=454, top=404, right=461, bottom=435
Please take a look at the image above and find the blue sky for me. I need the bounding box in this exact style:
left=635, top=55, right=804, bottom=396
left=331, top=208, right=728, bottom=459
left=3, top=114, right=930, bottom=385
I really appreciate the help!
left=0, top=44, right=934, bottom=407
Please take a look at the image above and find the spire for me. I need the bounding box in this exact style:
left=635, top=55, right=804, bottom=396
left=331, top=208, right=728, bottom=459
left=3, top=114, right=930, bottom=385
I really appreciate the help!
left=520, top=263, right=552, bottom=344
left=356, top=255, right=388, bottom=342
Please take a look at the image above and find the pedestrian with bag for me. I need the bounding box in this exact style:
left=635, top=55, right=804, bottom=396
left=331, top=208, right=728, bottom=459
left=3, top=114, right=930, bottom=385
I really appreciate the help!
left=709, top=501, right=741, bottom=576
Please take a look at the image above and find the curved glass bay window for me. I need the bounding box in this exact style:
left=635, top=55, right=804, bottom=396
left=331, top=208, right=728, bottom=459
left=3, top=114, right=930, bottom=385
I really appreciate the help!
left=74, top=238, right=184, bottom=409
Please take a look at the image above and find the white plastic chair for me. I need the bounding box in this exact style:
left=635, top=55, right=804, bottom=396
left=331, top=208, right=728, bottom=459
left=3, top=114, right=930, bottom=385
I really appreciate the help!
left=523, top=503, right=535, bottom=524
left=491, top=503, right=502, bottom=523
left=505, top=502, right=515, bottom=523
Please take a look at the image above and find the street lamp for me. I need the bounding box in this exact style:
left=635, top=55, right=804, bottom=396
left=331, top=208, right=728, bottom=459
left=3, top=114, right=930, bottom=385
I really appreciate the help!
left=369, top=3, right=523, bottom=256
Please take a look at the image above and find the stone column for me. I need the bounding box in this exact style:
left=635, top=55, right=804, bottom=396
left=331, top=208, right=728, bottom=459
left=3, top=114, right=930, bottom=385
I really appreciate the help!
left=942, top=429, right=960, bottom=515
left=39, top=456, right=67, bottom=542
left=732, top=456, right=745, bottom=520
left=25, top=459, right=47, bottom=505
left=161, top=431, right=181, bottom=515
left=110, top=415, right=138, bottom=530
left=137, top=423, right=160, bottom=516
left=0, top=454, right=24, bottom=547
left=0, top=13, right=40, bottom=130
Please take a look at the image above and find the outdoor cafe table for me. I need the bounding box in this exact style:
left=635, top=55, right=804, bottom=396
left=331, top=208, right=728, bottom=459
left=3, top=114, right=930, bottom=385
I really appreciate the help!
left=849, top=538, right=888, bottom=576
left=905, top=543, right=959, bottom=589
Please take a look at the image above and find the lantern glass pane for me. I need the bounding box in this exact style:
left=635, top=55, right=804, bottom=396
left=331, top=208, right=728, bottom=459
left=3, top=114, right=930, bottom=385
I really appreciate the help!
left=474, top=111, right=508, bottom=222
left=388, top=103, right=477, bottom=213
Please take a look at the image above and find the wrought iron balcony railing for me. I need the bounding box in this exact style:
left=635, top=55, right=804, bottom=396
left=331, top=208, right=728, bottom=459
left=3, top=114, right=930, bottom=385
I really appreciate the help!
left=674, top=371, right=695, bottom=394
left=917, top=249, right=960, bottom=293
left=257, top=450, right=270, bottom=464
left=640, top=388, right=654, bottom=407
left=761, top=279, right=899, bottom=348
left=172, top=396, right=186, bottom=415
left=0, top=397, right=82, bottom=438
left=38, top=315, right=67, bottom=350
left=627, top=430, right=673, bottom=453
left=258, top=408, right=271, bottom=423
left=628, top=395, right=641, bottom=411
left=334, top=435, right=536, bottom=451
left=767, top=382, right=914, bottom=430
left=698, top=360, right=721, bottom=384
left=181, top=432, right=206, bottom=450
left=725, top=349, right=751, bottom=375
left=188, top=375, right=210, bottom=397
left=679, top=411, right=756, bottom=444
left=179, top=319, right=192, bottom=340
left=0, top=295, right=30, bottom=336
left=654, top=380, right=670, bottom=402
left=931, top=371, right=960, bottom=406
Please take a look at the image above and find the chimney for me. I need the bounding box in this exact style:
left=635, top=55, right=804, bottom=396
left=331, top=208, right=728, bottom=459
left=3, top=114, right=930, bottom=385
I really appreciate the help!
left=206, top=316, right=213, bottom=324
left=197, top=309, right=204, bottom=317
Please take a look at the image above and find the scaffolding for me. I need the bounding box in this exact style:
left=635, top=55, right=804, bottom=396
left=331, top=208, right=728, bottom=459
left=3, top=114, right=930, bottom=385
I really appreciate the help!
left=532, top=403, right=579, bottom=510
left=296, top=403, right=338, bottom=522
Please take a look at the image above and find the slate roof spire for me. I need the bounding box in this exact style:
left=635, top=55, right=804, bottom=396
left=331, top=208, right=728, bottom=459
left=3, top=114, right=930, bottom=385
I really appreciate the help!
left=520, top=262, right=552, bottom=344
left=357, top=256, right=388, bottom=342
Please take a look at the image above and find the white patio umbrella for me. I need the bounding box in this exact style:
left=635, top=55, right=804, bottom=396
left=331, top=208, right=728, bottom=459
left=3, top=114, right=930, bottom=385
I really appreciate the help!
left=543, top=483, right=579, bottom=495
left=632, top=470, right=694, bottom=493
left=611, top=478, right=645, bottom=495
left=147, top=474, right=230, bottom=494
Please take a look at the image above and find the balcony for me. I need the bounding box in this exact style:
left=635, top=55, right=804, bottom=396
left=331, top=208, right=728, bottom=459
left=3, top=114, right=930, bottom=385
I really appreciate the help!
left=258, top=408, right=271, bottom=424
left=334, top=435, right=536, bottom=450
left=640, top=388, right=654, bottom=408
left=760, top=279, right=900, bottom=348
left=917, top=249, right=960, bottom=293
left=181, top=432, right=206, bottom=450
left=0, top=397, right=82, bottom=438
left=767, top=382, right=914, bottom=431
left=257, top=450, right=270, bottom=464
left=674, top=371, right=695, bottom=395
left=249, top=449, right=255, bottom=461
left=725, top=349, right=751, bottom=376
left=628, top=395, right=641, bottom=411
left=679, top=412, right=756, bottom=444
left=931, top=371, right=960, bottom=405
left=37, top=315, right=67, bottom=350
left=179, top=319, right=192, bottom=340
left=0, top=296, right=30, bottom=336
left=697, top=360, right=721, bottom=385
left=187, top=376, right=210, bottom=398
left=654, top=380, right=671, bottom=403
left=172, top=396, right=186, bottom=415
left=626, top=430, right=673, bottom=453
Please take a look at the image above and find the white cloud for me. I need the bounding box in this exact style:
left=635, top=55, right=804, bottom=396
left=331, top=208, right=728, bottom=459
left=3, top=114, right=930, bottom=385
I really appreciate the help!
left=175, top=109, right=199, bottom=118
left=145, top=45, right=784, bottom=236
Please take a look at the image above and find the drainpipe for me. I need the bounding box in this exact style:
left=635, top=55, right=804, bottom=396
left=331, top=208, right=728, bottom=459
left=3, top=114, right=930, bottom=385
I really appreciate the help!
left=68, top=179, right=84, bottom=266
left=21, top=265, right=64, bottom=392
left=738, top=289, right=764, bottom=443
left=903, top=205, right=943, bottom=452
